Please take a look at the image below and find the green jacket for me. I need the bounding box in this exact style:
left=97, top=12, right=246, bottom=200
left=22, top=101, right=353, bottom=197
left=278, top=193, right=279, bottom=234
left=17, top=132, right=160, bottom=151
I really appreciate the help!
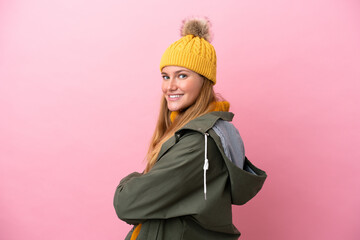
left=114, top=112, right=267, bottom=240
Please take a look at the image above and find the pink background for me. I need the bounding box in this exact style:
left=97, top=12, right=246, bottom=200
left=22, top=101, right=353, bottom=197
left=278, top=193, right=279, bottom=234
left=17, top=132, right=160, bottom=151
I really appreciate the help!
left=1, top=0, right=359, bottom=239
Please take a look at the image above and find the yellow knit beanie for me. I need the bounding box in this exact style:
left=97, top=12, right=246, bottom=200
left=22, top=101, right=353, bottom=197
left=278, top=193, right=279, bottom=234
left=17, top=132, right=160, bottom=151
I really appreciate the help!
left=160, top=17, right=217, bottom=84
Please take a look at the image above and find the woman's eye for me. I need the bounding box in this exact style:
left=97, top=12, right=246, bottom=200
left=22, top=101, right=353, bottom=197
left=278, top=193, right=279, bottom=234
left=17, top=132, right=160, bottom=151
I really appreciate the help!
left=162, top=75, right=170, bottom=80
left=179, top=74, right=187, bottom=79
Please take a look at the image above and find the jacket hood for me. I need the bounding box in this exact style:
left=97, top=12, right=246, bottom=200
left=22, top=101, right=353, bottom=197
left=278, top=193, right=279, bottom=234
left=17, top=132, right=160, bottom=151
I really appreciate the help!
left=176, top=111, right=267, bottom=205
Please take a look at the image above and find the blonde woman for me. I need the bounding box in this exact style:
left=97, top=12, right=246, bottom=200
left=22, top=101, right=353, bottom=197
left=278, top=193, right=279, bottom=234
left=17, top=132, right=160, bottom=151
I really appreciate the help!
left=114, top=17, right=267, bottom=240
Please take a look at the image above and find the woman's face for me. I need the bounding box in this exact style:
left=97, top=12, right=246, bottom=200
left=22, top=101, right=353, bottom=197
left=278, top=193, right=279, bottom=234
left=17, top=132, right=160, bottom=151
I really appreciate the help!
left=161, top=66, right=204, bottom=112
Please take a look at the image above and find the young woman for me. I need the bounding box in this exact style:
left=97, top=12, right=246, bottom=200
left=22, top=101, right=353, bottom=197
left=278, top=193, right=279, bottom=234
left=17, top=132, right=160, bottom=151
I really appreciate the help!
left=113, top=17, right=267, bottom=240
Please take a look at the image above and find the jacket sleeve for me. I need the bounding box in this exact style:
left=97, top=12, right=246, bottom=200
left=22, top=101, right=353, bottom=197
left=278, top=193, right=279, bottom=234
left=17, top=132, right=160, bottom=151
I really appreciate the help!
left=113, top=132, right=224, bottom=225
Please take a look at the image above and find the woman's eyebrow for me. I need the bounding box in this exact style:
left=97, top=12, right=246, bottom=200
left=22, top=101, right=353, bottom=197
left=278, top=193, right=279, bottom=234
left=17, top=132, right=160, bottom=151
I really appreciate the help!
left=174, top=70, right=190, bottom=74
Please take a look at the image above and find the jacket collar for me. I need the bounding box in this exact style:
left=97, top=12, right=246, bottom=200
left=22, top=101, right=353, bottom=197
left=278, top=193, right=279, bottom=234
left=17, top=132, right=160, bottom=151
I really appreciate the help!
left=177, top=111, right=234, bottom=134
left=158, top=112, right=234, bottom=159
left=157, top=112, right=234, bottom=161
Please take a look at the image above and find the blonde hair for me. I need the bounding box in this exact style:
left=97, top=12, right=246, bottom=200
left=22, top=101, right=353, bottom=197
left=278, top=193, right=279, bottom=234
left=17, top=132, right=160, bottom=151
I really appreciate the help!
left=144, top=79, right=217, bottom=173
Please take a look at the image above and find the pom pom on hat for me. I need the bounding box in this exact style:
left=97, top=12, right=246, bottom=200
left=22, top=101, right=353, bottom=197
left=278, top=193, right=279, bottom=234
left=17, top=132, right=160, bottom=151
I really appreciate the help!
left=180, top=17, right=213, bottom=42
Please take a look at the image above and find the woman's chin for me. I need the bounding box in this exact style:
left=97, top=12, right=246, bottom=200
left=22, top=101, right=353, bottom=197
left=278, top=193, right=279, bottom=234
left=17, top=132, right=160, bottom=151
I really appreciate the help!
left=168, top=107, right=181, bottom=112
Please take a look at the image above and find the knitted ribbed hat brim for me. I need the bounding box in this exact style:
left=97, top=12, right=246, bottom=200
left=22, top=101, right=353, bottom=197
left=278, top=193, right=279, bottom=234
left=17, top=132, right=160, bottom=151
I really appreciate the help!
left=160, top=49, right=216, bottom=84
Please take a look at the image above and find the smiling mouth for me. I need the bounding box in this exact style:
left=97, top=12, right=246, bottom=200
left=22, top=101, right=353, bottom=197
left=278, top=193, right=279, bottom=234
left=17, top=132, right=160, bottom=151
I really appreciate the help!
left=168, top=94, right=184, bottom=101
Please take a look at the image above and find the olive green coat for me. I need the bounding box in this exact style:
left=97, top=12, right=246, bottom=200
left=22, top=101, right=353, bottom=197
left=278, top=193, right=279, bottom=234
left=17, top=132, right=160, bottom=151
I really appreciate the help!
left=114, top=112, right=267, bottom=240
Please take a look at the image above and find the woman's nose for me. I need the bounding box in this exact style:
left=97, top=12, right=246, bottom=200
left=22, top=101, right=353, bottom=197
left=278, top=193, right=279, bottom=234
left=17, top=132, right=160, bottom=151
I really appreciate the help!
left=168, top=78, right=177, bottom=91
